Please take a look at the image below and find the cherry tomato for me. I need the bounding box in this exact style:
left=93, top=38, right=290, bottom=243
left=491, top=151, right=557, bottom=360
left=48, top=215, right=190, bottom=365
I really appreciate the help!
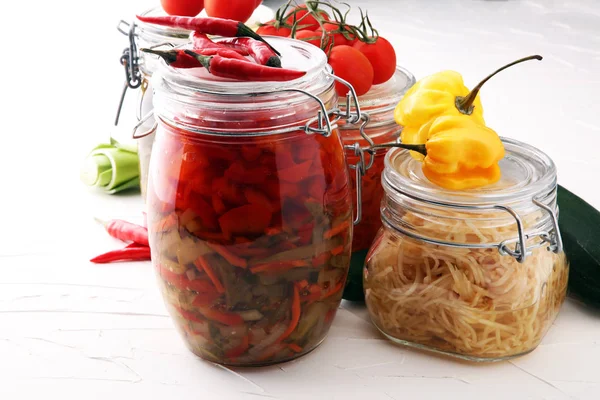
left=315, top=22, right=354, bottom=47
left=294, top=29, right=322, bottom=47
left=254, top=0, right=262, bottom=7
left=160, top=0, right=204, bottom=17
left=286, top=6, right=329, bottom=31
left=205, top=0, right=255, bottom=22
left=353, top=37, right=397, bottom=85
left=257, top=22, right=292, bottom=37
left=328, top=45, right=374, bottom=97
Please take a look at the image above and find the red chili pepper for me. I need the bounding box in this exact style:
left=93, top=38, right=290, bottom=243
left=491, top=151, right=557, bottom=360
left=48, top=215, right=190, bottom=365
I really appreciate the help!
left=322, top=280, right=344, bottom=300
left=90, top=246, right=151, bottom=264
left=140, top=48, right=200, bottom=68
left=96, top=218, right=149, bottom=246
left=220, top=38, right=281, bottom=68
left=185, top=51, right=306, bottom=82
left=191, top=32, right=249, bottom=56
left=192, top=47, right=249, bottom=61
left=136, top=15, right=280, bottom=55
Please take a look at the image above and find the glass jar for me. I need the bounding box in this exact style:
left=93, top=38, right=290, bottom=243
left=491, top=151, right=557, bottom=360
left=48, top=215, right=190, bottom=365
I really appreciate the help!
left=338, top=67, right=415, bottom=301
left=119, top=6, right=274, bottom=199
left=147, top=37, right=360, bottom=366
left=364, top=138, right=568, bottom=361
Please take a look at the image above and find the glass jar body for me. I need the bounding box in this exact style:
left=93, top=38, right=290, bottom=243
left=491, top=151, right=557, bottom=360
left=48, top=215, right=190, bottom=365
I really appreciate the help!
left=338, top=66, right=415, bottom=301
left=364, top=151, right=569, bottom=361
left=147, top=122, right=353, bottom=366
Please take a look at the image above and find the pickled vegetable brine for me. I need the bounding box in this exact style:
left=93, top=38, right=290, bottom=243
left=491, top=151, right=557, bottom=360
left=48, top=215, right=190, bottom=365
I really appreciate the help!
left=146, top=37, right=357, bottom=366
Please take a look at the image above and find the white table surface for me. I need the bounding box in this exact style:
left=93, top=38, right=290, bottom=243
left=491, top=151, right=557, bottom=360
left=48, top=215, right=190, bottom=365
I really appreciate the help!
left=2, top=0, right=600, bottom=399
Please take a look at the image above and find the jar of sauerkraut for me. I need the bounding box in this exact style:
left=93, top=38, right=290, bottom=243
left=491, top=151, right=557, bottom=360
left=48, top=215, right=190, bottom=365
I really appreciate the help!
left=147, top=37, right=366, bottom=366
left=364, top=138, right=568, bottom=361
left=338, top=66, right=415, bottom=301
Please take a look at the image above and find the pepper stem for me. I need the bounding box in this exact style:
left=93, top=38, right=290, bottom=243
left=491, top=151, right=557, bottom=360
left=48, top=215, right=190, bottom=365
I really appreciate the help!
left=140, top=48, right=178, bottom=65
left=184, top=50, right=212, bottom=70
left=455, top=55, right=543, bottom=115
left=371, top=143, right=427, bottom=156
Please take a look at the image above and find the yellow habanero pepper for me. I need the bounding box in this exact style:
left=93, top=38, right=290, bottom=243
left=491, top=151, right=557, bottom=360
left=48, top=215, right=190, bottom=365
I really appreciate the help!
left=374, top=115, right=505, bottom=190
left=395, top=55, right=542, bottom=160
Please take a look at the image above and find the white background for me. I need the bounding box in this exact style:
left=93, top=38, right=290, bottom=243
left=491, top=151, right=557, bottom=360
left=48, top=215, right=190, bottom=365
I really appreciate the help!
left=1, top=1, right=599, bottom=399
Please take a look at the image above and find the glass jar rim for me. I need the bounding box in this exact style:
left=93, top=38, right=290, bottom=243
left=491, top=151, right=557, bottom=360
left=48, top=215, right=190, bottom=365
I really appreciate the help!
left=383, top=137, right=557, bottom=212
left=152, top=36, right=330, bottom=96
left=136, top=7, right=193, bottom=41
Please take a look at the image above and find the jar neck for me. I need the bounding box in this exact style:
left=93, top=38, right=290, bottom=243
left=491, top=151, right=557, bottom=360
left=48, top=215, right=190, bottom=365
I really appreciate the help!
left=381, top=169, right=558, bottom=248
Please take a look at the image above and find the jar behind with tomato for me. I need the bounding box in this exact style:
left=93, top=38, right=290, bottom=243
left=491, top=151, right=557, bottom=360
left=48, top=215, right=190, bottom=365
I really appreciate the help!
left=338, top=66, right=415, bottom=301
left=148, top=37, right=359, bottom=366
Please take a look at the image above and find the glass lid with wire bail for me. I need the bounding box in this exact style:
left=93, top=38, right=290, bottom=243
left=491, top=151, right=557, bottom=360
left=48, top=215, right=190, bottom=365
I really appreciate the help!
left=363, top=137, right=569, bottom=362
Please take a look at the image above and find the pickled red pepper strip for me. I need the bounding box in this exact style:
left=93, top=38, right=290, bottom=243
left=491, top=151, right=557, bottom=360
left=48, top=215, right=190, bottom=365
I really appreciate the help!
left=276, top=284, right=301, bottom=343
left=159, top=264, right=216, bottom=293
left=220, top=38, right=282, bottom=68
left=184, top=50, right=306, bottom=82
left=194, top=256, right=225, bottom=293
left=136, top=15, right=281, bottom=55
left=90, top=246, right=151, bottom=264
left=191, top=32, right=249, bottom=56
left=206, top=243, right=248, bottom=268
left=324, top=220, right=351, bottom=239
left=95, top=218, right=149, bottom=246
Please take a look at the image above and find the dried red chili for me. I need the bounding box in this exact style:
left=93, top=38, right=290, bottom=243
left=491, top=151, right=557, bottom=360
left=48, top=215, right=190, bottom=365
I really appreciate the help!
left=184, top=51, right=306, bottom=82
left=136, top=15, right=280, bottom=55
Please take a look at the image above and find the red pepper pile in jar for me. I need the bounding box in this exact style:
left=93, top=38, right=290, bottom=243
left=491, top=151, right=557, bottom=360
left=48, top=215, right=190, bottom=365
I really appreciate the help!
left=136, top=10, right=360, bottom=363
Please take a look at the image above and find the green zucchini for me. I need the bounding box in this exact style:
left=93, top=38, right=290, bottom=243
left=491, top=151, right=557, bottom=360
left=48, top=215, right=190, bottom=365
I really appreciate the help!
left=558, top=184, right=600, bottom=308
left=343, top=185, right=600, bottom=307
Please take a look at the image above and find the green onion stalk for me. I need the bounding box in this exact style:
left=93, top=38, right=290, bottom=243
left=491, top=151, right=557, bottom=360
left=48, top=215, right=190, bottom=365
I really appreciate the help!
left=80, top=139, right=140, bottom=194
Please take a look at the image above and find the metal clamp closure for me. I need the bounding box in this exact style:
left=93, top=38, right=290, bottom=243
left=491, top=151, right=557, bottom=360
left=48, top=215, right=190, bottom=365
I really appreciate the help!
left=381, top=187, right=564, bottom=263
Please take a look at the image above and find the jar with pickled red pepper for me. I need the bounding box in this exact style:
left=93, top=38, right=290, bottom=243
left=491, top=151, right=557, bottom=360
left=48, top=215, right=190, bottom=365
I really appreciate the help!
left=337, top=67, right=415, bottom=301
left=364, top=139, right=568, bottom=361
left=147, top=37, right=365, bottom=366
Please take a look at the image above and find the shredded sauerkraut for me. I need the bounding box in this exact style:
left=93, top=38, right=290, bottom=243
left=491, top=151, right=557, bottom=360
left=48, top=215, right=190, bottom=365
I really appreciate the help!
left=364, top=211, right=568, bottom=360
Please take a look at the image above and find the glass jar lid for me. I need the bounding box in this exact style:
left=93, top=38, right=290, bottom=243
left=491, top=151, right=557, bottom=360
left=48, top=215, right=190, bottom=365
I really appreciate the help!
left=151, top=37, right=340, bottom=136
left=383, top=137, right=557, bottom=213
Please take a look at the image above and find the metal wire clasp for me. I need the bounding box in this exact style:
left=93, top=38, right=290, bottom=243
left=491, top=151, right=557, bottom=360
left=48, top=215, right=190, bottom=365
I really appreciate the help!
left=381, top=186, right=564, bottom=263
left=114, top=20, right=143, bottom=126
left=327, top=75, right=374, bottom=225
